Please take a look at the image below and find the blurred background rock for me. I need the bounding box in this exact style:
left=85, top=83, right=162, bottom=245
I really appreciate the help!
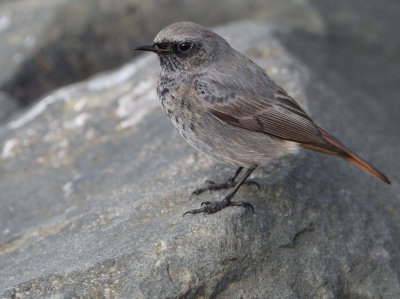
left=1, top=0, right=398, bottom=120
left=0, top=0, right=311, bottom=112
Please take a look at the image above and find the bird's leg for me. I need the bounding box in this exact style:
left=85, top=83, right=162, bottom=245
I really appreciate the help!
left=191, top=166, right=260, bottom=196
left=184, top=166, right=258, bottom=215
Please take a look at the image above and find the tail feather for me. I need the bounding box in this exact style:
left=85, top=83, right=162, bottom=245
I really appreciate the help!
left=301, top=128, right=391, bottom=184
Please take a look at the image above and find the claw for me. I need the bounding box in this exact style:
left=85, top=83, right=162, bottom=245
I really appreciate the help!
left=245, top=179, right=260, bottom=191
left=191, top=173, right=260, bottom=197
left=185, top=166, right=258, bottom=216
left=190, top=178, right=259, bottom=197
left=183, top=207, right=206, bottom=216
left=190, top=179, right=235, bottom=196
left=183, top=199, right=254, bottom=216
left=191, top=186, right=210, bottom=196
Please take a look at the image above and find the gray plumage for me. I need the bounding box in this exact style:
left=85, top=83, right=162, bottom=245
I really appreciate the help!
left=155, top=22, right=302, bottom=167
left=135, top=22, right=390, bottom=215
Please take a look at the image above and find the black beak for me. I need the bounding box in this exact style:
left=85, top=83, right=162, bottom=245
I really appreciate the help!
left=134, top=43, right=158, bottom=52
left=134, top=43, right=170, bottom=54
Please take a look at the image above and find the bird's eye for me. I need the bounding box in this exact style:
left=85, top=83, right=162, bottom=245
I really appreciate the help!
left=177, top=42, right=192, bottom=53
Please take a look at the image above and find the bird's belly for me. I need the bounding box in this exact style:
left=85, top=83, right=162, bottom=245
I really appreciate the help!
left=161, top=97, right=298, bottom=166
left=185, top=121, right=298, bottom=166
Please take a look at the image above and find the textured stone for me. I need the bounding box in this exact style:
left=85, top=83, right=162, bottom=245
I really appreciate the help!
left=0, top=92, right=19, bottom=124
left=0, top=0, right=318, bottom=108
left=0, top=20, right=399, bottom=298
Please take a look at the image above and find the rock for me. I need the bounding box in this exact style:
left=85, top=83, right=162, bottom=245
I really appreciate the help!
left=0, top=0, right=318, bottom=109
left=0, top=92, right=19, bottom=124
left=0, top=20, right=399, bottom=298
left=284, top=0, right=400, bottom=124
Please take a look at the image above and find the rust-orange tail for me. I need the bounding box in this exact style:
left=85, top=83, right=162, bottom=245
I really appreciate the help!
left=301, top=128, right=391, bottom=184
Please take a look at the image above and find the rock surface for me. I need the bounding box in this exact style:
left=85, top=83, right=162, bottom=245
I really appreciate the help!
left=0, top=20, right=399, bottom=298
left=0, top=0, right=318, bottom=108
left=0, top=92, right=19, bottom=124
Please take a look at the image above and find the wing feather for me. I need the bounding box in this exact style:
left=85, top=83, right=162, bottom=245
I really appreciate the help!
left=208, top=93, right=332, bottom=148
left=192, top=60, right=336, bottom=151
left=188, top=53, right=390, bottom=184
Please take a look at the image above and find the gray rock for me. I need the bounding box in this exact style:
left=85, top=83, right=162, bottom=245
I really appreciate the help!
left=0, top=20, right=399, bottom=298
left=0, top=92, right=19, bottom=124
left=0, top=0, right=317, bottom=108
left=284, top=0, right=400, bottom=125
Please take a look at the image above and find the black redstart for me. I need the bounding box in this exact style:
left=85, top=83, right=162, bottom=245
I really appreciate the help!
left=135, top=22, right=391, bottom=215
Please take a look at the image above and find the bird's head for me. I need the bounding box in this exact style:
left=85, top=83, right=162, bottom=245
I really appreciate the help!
left=135, top=22, right=229, bottom=72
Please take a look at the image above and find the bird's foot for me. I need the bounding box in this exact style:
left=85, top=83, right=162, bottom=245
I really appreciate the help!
left=191, top=178, right=260, bottom=197
left=183, top=199, right=254, bottom=216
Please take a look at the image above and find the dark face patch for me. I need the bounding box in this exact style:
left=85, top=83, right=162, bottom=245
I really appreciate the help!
left=173, top=41, right=202, bottom=59
left=155, top=40, right=205, bottom=72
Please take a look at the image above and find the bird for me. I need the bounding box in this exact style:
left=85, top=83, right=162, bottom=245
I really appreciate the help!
left=134, top=21, right=391, bottom=215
